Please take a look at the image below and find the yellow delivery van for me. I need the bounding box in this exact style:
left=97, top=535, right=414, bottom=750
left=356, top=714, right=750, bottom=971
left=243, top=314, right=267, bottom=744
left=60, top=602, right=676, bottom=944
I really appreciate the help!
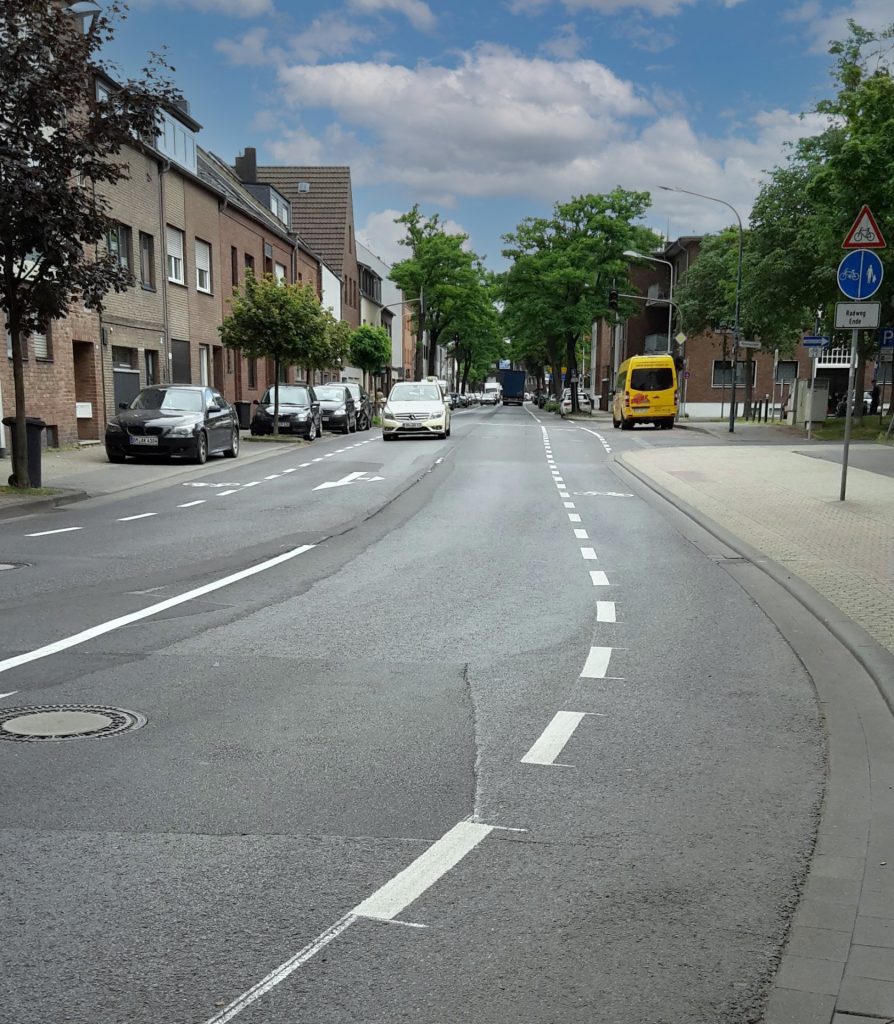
left=612, top=354, right=678, bottom=430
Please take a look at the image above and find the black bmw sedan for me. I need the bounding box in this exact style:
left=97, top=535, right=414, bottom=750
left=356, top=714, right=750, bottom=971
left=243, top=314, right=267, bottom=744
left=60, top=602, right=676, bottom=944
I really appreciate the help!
left=250, top=384, right=322, bottom=439
left=105, top=385, right=240, bottom=464
left=315, top=384, right=357, bottom=434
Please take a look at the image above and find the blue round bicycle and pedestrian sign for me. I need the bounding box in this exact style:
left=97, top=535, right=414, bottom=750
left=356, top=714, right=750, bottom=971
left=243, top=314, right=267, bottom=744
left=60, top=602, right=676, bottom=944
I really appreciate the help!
left=837, top=248, right=884, bottom=299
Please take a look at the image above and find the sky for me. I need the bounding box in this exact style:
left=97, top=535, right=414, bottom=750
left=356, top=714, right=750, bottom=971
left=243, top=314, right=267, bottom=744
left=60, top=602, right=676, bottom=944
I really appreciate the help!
left=105, top=0, right=893, bottom=272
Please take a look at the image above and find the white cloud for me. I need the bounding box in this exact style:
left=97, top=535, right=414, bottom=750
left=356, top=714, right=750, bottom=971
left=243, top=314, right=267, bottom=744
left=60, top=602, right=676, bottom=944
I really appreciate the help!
left=788, top=0, right=894, bottom=53
left=266, top=46, right=827, bottom=238
left=288, top=15, right=377, bottom=64
left=540, top=23, right=585, bottom=59
left=348, top=0, right=437, bottom=31
left=562, top=0, right=694, bottom=12
left=160, top=0, right=273, bottom=15
left=357, top=209, right=470, bottom=267
left=214, top=27, right=274, bottom=66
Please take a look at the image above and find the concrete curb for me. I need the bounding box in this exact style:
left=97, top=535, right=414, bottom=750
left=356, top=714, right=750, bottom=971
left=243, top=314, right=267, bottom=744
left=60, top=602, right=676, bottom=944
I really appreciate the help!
left=0, top=488, right=89, bottom=522
left=614, top=453, right=894, bottom=716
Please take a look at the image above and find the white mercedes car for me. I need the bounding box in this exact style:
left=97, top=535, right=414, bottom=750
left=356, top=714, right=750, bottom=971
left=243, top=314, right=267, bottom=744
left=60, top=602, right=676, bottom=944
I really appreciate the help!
left=381, top=381, right=451, bottom=440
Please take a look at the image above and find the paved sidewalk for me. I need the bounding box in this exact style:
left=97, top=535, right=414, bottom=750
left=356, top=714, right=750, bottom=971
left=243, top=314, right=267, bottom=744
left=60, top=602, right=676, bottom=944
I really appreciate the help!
left=620, top=443, right=894, bottom=1023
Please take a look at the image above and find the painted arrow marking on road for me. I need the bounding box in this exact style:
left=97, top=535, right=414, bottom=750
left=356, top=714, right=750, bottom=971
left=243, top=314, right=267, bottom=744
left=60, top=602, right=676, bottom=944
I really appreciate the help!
left=313, top=471, right=384, bottom=491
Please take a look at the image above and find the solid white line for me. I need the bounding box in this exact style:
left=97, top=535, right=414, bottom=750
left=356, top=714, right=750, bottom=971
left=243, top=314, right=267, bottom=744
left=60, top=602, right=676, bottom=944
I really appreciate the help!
left=568, top=513, right=581, bottom=522
left=203, top=914, right=357, bottom=1024
left=0, top=544, right=316, bottom=675
left=521, top=711, right=587, bottom=766
left=25, top=527, right=83, bottom=538
left=216, top=490, right=238, bottom=497
left=581, top=547, right=597, bottom=560
left=117, top=512, right=158, bottom=522
left=596, top=601, right=616, bottom=623
left=564, top=502, right=575, bottom=509
left=0, top=691, right=17, bottom=701
left=581, top=646, right=613, bottom=678
left=177, top=500, right=206, bottom=508
left=574, top=528, right=589, bottom=539
left=264, top=474, right=281, bottom=480
left=353, top=821, right=493, bottom=921
left=590, top=570, right=610, bottom=586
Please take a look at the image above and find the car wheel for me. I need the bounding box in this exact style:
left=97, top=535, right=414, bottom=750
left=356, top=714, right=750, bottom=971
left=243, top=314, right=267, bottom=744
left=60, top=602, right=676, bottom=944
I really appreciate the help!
left=307, top=419, right=317, bottom=441
left=612, top=416, right=620, bottom=428
left=107, top=449, right=126, bottom=464
left=341, top=418, right=351, bottom=435
left=621, top=418, right=633, bottom=431
left=446, top=424, right=451, bottom=437
left=195, top=430, right=208, bottom=464
left=224, top=428, right=240, bottom=458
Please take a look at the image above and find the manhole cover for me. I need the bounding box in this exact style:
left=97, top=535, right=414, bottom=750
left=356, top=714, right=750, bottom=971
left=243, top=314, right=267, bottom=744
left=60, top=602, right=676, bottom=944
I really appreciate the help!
left=0, top=705, right=146, bottom=742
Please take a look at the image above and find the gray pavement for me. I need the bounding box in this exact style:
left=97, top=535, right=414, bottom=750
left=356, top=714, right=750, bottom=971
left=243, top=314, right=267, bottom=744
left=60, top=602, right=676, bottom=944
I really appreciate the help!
left=0, top=404, right=846, bottom=1022
left=615, top=434, right=894, bottom=1023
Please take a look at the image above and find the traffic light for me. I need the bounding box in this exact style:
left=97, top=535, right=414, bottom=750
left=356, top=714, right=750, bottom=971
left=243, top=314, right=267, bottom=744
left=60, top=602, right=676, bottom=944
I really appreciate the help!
left=608, top=289, right=619, bottom=311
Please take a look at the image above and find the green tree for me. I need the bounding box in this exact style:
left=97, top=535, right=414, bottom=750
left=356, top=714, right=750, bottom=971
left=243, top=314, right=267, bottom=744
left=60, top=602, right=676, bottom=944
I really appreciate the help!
left=501, top=190, right=659, bottom=408
left=449, top=268, right=502, bottom=392
left=317, top=309, right=353, bottom=382
left=1, top=0, right=178, bottom=486
left=349, top=324, right=392, bottom=391
left=219, top=273, right=326, bottom=435
left=389, top=206, right=481, bottom=379
left=747, top=20, right=894, bottom=422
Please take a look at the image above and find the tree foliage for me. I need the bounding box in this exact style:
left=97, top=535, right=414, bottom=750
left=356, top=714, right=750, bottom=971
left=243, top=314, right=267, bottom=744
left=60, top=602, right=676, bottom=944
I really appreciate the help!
left=1, top=0, right=179, bottom=485
left=500, top=190, right=659, bottom=405
left=389, top=205, right=481, bottom=379
left=349, top=323, right=392, bottom=389
left=219, top=273, right=327, bottom=434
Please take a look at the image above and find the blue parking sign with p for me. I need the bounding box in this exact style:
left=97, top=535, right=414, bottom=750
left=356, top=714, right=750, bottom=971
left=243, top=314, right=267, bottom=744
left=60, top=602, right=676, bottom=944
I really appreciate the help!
left=881, top=327, right=894, bottom=348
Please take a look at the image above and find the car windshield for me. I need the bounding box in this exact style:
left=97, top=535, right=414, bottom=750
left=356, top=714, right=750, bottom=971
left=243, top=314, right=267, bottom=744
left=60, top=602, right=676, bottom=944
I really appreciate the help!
left=343, top=383, right=361, bottom=398
left=316, top=386, right=346, bottom=401
left=630, top=368, right=674, bottom=392
left=261, top=386, right=309, bottom=407
left=389, top=384, right=442, bottom=402
left=130, top=388, right=204, bottom=412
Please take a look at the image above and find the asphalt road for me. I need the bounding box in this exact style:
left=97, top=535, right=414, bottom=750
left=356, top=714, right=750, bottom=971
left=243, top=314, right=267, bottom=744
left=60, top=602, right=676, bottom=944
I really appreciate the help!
left=0, top=406, right=824, bottom=1023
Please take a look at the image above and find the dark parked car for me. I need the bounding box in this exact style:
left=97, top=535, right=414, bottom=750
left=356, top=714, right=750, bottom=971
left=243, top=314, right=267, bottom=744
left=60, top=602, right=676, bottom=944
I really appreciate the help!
left=250, top=384, right=321, bottom=440
left=315, top=384, right=357, bottom=434
left=341, top=381, right=372, bottom=430
left=105, top=385, right=239, bottom=464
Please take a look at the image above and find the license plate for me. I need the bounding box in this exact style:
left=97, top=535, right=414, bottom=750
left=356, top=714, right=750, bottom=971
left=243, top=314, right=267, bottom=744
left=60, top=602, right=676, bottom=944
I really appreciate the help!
left=130, top=435, right=158, bottom=446
left=403, top=422, right=422, bottom=429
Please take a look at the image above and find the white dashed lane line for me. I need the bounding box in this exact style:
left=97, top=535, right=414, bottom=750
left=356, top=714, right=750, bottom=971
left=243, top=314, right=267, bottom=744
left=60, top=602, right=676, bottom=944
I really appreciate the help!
left=580, top=646, right=614, bottom=679
left=178, top=500, right=206, bottom=508
left=25, top=527, right=83, bottom=538
left=581, top=547, right=598, bottom=560
left=574, top=528, right=589, bottom=539
left=216, top=490, right=238, bottom=497
left=589, top=571, right=610, bottom=586
left=596, top=601, right=617, bottom=622
left=117, top=513, right=158, bottom=522
left=521, top=711, right=592, bottom=767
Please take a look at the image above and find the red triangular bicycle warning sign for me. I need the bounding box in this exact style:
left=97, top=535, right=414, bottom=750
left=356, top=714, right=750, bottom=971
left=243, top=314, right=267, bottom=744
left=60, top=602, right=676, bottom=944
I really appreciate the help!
left=842, top=205, right=886, bottom=249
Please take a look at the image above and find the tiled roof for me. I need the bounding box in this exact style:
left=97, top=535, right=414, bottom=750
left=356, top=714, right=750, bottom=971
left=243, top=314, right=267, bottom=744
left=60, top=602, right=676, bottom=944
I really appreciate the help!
left=197, top=150, right=293, bottom=246
left=255, top=166, right=352, bottom=279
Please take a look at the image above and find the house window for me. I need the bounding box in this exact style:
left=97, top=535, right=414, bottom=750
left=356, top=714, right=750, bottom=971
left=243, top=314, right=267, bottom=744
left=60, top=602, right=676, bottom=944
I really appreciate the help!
left=248, top=357, right=257, bottom=389
left=33, top=328, right=51, bottom=360
left=231, top=247, right=239, bottom=291
left=139, top=232, right=155, bottom=290
left=145, top=349, right=158, bottom=385
left=775, top=360, right=798, bottom=383
left=166, top=226, right=185, bottom=284
left=6, top=331, right=27, bottom=361
left=106, top=223, right=131, bottom=270
left=226, top=347, right=233, bottom=374
left=112, top=346, right=136, bottom=369
left=195, top=238, right=212, bottom=294
left=244, top=253, right=255, bottom=277
left=712, top=360, right=756, bottom=388
left=274, top=262, right=286, bottom=282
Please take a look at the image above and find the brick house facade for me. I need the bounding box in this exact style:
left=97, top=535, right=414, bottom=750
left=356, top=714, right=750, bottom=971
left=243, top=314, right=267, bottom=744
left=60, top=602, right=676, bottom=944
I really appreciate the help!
left=593, top=236, right=884, bottom=419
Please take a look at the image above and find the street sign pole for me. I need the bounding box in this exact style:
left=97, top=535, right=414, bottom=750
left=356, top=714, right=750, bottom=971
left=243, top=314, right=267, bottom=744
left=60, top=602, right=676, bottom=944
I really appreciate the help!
left=840, top=328, right=859, bottom=501
left=807, top=350, right=817, bottom=440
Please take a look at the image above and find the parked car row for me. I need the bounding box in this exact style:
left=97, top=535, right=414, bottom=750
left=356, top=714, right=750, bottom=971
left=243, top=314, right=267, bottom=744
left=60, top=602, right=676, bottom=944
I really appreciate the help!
left=105, top=380, right=374, bottom=464
left=249, top=382, right=372, bottom=438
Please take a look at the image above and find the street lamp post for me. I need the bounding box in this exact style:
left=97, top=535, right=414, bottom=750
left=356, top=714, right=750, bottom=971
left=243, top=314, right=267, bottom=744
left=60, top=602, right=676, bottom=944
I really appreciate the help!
left=623, top=250, right=675, bottom=355
left=659, top=185, right=744, bottom=434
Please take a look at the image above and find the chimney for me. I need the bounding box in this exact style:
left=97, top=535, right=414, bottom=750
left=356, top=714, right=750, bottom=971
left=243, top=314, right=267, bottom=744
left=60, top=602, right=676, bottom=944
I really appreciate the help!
left=234, top=147, right=257, bottom=184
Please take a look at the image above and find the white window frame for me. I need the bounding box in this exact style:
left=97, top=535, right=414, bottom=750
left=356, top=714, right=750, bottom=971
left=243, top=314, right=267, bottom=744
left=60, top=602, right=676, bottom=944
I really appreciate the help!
left=166, top=226, right=185, bottom=285
left=32, top=330, right=49, bottom=360
left=195, top=238, right=212, bottom=294
left=274, top=261, right=287, bottom=283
